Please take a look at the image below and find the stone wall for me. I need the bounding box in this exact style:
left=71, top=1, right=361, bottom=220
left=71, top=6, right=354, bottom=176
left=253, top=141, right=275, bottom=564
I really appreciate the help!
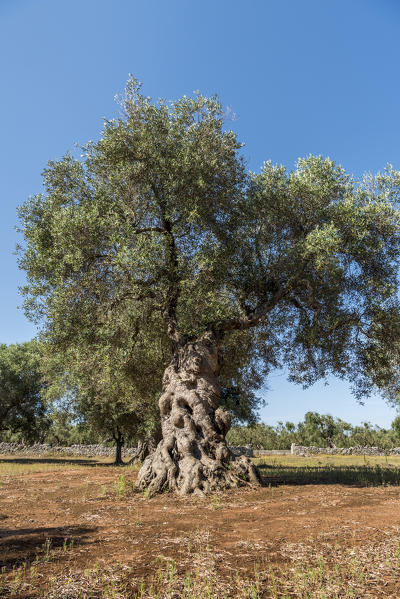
left=228, top=445, right=253, bottom=458
left=0, top=442, right=139, bottom=458
left=291, top=443, right=400, bottom=457
left=0, top=442, right=254, bottom=459
left=3, top=442, right=399, bottom=458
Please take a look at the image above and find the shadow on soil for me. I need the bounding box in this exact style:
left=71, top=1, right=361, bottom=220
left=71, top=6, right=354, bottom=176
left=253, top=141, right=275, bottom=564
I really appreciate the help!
left=0, top=525, right=97, bottom=570
left=258, top=463, right=400, bottom=487
left=0, top=457, right=110, bottom=466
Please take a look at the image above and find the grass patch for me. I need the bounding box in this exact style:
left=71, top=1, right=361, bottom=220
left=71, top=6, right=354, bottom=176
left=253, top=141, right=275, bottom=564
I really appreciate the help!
left=254, top=454, right=400, bottom=486
left=0, top=455, right=105, bottom=476
left=0, top=455, right=142, bottom=477
left=0, top=537, right=76, bottom=598
left=114, top=474, right=136, bottom=499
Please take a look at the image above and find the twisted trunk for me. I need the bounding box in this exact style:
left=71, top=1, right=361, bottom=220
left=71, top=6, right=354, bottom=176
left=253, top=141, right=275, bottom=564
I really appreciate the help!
left=128, top=428, right=162, bottom=464
left=136, top=332, right=261, bottom=496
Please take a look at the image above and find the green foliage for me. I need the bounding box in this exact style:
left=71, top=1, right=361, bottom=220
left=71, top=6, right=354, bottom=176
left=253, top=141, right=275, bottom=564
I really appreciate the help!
left=17, top=76, right=400, bottom=436
left=236, top=158, right=400, bottom=398
left=17, top=78, right=246, bottom=341
left=44, top=398, right=105, bottom=445
left=41, top=334, right=163, bottom=451
left=391, top=415, right=400, bottom=441
left=114, top=474, right=135, bottom=498
left=0, top=341, right=49, bottom=442
left=297, top=412, right=351, bottom=447
left=227, top=412, right=400, bottom=449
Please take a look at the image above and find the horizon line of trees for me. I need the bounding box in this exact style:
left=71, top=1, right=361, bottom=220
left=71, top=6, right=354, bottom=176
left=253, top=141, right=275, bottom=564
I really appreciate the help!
left=227, top=411, right=400, bottom=450
left=3, top=398, right=400, bottom=452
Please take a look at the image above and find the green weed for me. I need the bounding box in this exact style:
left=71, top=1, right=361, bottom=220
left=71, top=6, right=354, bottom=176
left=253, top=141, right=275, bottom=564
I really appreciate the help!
left=115, top=474, right=135, bottom=499
left=210, top=494, right=222, bottom=510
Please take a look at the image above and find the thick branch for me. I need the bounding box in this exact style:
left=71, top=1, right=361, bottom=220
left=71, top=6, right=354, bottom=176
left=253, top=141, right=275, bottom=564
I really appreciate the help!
left=134, top=226, right=166, bottom=234
left=215, top=285, right=287, bottom=334
left=290, top=279, right=361, bottom=339
left=163, top=223, right=182, bottom=344
left=215, top=275, right=361, bottom=343
left=0, top=401, right=18, bottom=423
left=293, top=278, right=322, bottom=328
left=152, top=185, right=183, bottom=346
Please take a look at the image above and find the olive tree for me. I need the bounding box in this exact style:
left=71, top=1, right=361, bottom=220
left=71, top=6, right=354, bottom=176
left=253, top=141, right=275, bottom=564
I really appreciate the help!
left=18, top=78, right=400, bottom=495
left=0, top=341, right=49, bottom=442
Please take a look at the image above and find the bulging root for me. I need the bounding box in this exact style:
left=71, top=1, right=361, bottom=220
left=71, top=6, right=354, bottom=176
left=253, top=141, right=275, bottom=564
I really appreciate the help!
left=136, top=443, right=261, bottom=497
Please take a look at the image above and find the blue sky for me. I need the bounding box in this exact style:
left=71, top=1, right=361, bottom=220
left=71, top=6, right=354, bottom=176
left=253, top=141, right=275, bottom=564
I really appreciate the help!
left=1, top=0, right=400, bottom=427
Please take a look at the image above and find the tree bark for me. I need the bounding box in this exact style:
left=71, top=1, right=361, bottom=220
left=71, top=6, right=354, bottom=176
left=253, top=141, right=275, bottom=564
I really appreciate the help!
left=113, top=432, right=125, bottom=466
left=128, top=428, right=162, bottom=464
left=136, top=332, right=261, bottom=496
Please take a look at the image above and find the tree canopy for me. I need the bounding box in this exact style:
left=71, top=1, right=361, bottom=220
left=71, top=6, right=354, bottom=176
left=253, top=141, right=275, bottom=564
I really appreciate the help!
left=0, top=341, right=49, bottom=442
left=18, top=77, right=400, bottom=494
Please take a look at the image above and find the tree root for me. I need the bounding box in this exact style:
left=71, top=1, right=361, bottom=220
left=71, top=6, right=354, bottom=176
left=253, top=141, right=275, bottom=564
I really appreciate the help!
left=136, top=443, right=261, bottom=497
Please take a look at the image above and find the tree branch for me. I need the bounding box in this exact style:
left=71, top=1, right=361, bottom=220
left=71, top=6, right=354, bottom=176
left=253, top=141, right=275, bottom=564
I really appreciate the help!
left=134, top=226, right=166, bottom=234
left=152, top=181, right=184, bottom=346
left=291, top=279, right=362, bottom=339
left=292, top=278, right=322, bottom=328
left=215, top=285, right=287, bottom=334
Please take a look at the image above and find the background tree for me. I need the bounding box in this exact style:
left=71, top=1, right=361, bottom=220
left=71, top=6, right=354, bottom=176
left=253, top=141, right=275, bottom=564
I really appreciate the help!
left=228, top=413, right=400, bottom=450
left=297, top=412, right=343, bottom=448
left=350, top=421, right=384, bottom=447
left=391, top=415, right=400, bottom=444
left=227, top=421, right=289, bottom=450
left=40, top=313, right=166, bottom=464
left=44, top=396, right=81, bottom=445
left=18, top=78, right=400, bottom=495
left=72, top=391, right=158, bottom=465
left=0, top=341, right=49, bottom=442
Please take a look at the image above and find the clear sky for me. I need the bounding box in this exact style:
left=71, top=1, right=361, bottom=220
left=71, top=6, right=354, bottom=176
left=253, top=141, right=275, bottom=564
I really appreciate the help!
left=1, top=0, right=400, bottom=428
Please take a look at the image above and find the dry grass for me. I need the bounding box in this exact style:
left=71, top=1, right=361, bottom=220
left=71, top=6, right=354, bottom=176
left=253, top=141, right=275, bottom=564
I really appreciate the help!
left=253, top=454, right=400, bottom=468
left=254, top=454, right=400, bottom=486
left=0, top=454, right=109, bottom=476
left=2, top=529, right=400, bottom=598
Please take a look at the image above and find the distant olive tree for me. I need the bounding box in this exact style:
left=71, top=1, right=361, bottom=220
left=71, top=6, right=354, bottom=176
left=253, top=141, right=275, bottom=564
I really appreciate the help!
left=228, top=413, right=400, bottom=450
left=0, top=341, right=49, bottom=442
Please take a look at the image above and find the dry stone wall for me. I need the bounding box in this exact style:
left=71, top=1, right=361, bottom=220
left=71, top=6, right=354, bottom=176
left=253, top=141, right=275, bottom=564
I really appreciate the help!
left=253, top=449, right=291, bottom=456
left=2, top=443, right=399, bottom=458
left=0, top=443, right=139, bottom=457
left=0, top=442, right=254, bottom=458
left=291, top=443, right=400, bottom=456
left=228, top=445, right=253, bottom=458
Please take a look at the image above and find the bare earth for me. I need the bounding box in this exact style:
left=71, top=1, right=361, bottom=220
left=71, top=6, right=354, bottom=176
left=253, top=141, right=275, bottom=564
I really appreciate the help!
left=1, top=455, right=400, bottom=597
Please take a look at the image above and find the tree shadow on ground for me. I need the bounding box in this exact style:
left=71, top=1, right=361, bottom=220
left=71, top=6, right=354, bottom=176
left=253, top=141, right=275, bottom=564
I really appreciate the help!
left=0, top=525, right=97, bottom=570
left=0, top=457, right=113, bottom=466
left=258, top=464, right=400, bottom=487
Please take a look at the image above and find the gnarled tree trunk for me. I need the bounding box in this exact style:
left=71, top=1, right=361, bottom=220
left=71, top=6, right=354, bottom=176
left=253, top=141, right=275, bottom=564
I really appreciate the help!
left=136, top=332, right=261, bottom=496
left=128, top=427, right=162, bottom=464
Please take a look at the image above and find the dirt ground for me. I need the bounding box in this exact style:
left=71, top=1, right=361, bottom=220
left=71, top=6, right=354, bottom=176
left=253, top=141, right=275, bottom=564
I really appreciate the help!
left=1, top=456, right=400, bottom=597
